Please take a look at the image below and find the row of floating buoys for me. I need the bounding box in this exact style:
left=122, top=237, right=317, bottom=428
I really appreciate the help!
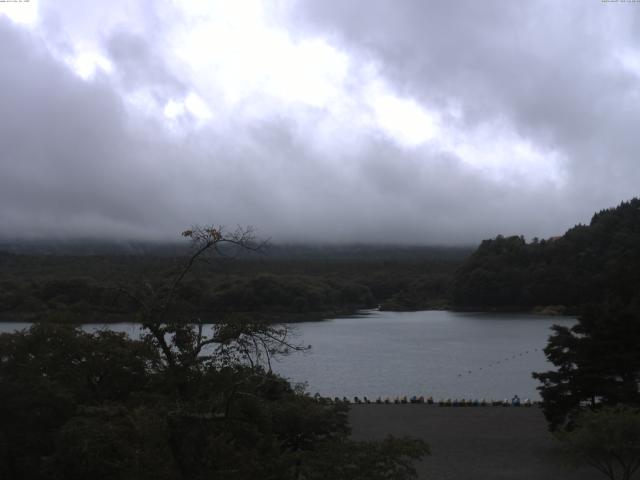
left=457, top=348, right=541, bottom=378
left=437, top=397, right=536, bottom=407
left=312, top=394, right=539, bottom=407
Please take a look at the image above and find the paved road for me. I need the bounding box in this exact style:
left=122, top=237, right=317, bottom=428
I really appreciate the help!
left=349, top=405, right=602, bottom=480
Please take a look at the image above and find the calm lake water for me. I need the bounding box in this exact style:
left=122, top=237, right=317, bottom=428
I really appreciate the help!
left=272, top=310, right=574, bottom=400
left=0, top=310, right=574, bottom=400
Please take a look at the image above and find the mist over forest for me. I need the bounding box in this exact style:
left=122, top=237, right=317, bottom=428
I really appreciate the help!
left=3, top=2, right=640, bottom=479
left=1, top=1, right=640, bottom=244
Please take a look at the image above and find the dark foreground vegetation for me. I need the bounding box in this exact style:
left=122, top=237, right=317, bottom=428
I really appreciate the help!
left=531, top=295, right=640, bottom=479
left=0, top=228, right=428, bottom=480
left=0, top=323, right=428, bottom=480
left=518, top=199, right=640, bottom=479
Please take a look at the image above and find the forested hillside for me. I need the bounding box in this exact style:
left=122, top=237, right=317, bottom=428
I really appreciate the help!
left=0, top=246, right=467, bottom=322
left=453, top=198, right=640, bottom=311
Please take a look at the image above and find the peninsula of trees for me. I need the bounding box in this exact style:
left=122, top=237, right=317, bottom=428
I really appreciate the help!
left=453, top=198, right=640, bottom=312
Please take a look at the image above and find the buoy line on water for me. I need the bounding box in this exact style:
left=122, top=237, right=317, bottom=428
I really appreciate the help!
left=307, top=347, right=545, bottom=408
left=311, top=394, right=540, bottom=407
left=455, top=347, right=541, bottom=379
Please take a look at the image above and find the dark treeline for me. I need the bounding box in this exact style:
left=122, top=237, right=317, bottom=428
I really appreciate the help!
left=0, top=228, right=429, bottom=480
left=0, top=240, right=470, bottom=260
left=0, top=245, right=469, bottom=322
left=525, top=201, right=640, bottom=463
left=0, top=322, right=428, bottom=479
left=452, top=198, right=640, bottom=312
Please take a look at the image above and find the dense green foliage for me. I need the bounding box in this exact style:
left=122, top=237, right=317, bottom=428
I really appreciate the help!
left=557, top=406, right=640, bottom=480
left=453, top=198, right=640, bottom=310
left=0, top=228, right=430, bottom=479
left=0, top=246, right=464, bottom=322
left=533, top=299, right=640, bottom=430
left=0, top=324, right=428, bottom=479
left=452, top=198, right=640, bottom=448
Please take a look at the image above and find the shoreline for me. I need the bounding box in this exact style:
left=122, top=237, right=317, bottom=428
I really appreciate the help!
left=0, top=305, right=577, bottom=324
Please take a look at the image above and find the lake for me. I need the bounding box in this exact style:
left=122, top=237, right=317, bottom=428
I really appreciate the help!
left=0, top=310, right=573, bottom=400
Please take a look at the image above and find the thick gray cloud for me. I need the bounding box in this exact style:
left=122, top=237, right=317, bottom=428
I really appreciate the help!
left=0, top=2, right=638, bottom=244
left=106, top=31, right=185, bottom=98
left=287, top=0, right=640, bottom=204
left=0, top=19, right=181, bottom=238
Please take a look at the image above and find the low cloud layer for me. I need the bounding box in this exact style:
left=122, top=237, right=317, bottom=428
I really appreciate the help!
left=0, top=1, right=638, bottom=244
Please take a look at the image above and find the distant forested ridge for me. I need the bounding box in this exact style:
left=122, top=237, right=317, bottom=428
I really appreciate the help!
left=453, top=198, right=640, bottom=312
left=0, top=245, right=468, bottom=322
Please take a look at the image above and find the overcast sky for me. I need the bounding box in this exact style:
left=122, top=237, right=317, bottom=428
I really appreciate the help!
left=1, top=0, right=639, bottom=244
